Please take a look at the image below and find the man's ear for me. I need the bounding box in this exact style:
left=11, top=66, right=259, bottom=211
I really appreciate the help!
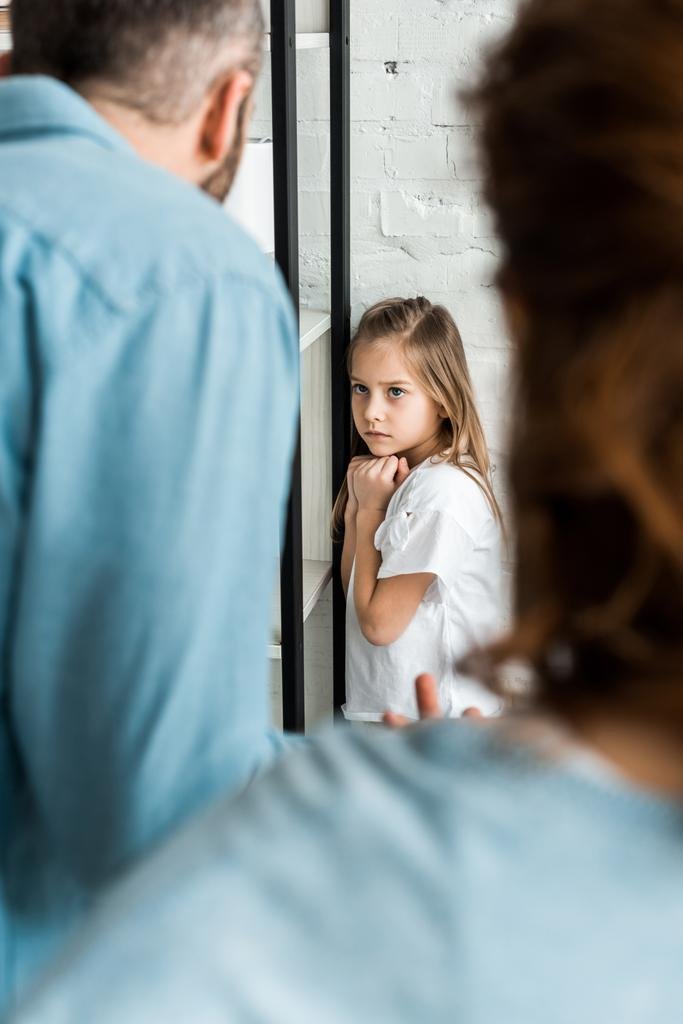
left=199, top=69, right=253, bottom=165
left=0, top=52, right=12, bottom=78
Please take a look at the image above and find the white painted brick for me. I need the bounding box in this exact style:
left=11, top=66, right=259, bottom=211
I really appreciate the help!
left=447, top=127, right=482, bottom=181
left=479, top=402, right=511, bottom=454
left=427, top=291, right=510, bottom=350
left=431, top=71, right=473, bottom=127
left=396, top=230, right=473, bottom=261
left=353, top=248, right=449, bottom=293
left=447, top=247, right=500, bottom=291
left=380, top=192, right=464, bottom=238
left=386, top=132, right=450, bottom=181
left=352, top=132, right=387, bottom=179
left=467, top=356, right=506, bottom=407
left=472, top=204, right=497, bottom=240
left=352, top=192, right=380, bottom=237
left=352, top=10, right=399, bottom=61
left=394, top=74, right=432, bottom=122
left=352, top=68, right=396, bottom=121
left=398, top=14, right=480, bottom=64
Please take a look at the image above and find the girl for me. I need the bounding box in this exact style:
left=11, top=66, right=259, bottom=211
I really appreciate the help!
left=333, top=297, right=505, bottom=722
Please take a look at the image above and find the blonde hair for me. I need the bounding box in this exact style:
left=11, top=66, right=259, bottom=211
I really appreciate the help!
left=332, top=296, right=503, bottom=538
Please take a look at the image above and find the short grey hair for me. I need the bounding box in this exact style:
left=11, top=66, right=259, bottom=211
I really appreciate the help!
left=12, top=0, right=264, bottom=123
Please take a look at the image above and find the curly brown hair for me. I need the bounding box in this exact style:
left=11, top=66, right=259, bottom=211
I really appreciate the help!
left=468, top=0, right=683, bottom=721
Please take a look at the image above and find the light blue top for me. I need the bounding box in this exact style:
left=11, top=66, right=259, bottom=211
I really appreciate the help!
left=0, top=76, right=298, bottom=1011
left=12, top=721, right=683, bottom=1024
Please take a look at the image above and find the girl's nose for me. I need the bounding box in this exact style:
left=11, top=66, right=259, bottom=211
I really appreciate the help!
left=365, top=396, right=386, bottom=423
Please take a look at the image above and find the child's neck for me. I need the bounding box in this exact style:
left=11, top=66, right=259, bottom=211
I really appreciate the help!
left=400, top=433, right=444, bottom=469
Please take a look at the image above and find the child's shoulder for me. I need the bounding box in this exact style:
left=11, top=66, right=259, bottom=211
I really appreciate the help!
left=405, top=458, right=494, bottom=534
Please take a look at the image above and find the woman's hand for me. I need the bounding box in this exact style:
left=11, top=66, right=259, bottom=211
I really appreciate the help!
left=353, top=455, right=409, bottom=514
left=383, top=673, right=483, bottom=727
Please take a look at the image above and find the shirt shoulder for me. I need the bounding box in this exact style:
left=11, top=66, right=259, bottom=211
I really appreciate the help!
left=395, top=459, right=496, bottom=543
left=0, top=132, right=290, bottom=320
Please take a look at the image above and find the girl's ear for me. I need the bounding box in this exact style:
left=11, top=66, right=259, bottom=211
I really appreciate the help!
left=438, top=405, right=449, bottom=419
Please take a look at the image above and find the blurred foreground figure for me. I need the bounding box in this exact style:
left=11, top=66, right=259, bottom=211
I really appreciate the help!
left=13, top=2, right=683, bottom=1021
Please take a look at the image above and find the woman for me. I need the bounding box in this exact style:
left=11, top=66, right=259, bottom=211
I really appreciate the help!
left=13, top=1, right=683, bottom=1021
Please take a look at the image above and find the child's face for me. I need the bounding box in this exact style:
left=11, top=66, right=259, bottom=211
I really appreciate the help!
left=350, top=340, right=445, bottom=467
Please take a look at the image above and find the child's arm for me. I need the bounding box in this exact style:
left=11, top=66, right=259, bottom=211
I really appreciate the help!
left=341, top=511, right=357, bottom=599
left=341, top=456, right=372, bottom=597
left=353, top=457, right=432, bottom=647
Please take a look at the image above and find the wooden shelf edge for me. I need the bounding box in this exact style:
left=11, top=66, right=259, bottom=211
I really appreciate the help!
left=268, top=559, right=332, bottom=659
left=299, top=309, right=331, bottom=352
left=302, top=560, right=333, bottom=620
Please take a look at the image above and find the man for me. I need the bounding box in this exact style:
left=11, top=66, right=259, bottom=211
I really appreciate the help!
left=0, top=0, right=298, bottom=1009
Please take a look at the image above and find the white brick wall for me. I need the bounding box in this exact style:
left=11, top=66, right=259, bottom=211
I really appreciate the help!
left=251, top=0, right=517, bottom=522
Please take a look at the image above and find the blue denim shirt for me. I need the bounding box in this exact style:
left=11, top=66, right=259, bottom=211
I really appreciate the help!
left=11, top=722, right=683, bottom=1024
left=0, top=76, right=298, bottom=1010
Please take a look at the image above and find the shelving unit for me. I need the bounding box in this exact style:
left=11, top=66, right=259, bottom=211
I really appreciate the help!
left=263, top=32, right=329, bottom=52
left=268, top=0, right=350, bottom=732
left=268, top=559, right=332, bottom=660
left=299, top=308, right=331, bottom=352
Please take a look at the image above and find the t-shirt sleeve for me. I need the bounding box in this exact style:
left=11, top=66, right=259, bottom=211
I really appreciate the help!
left=374, top=508, right=474, bottom=591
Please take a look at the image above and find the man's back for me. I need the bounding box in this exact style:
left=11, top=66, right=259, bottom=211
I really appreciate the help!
left=0, top=75, right=298, bottom=1007
left=12, top=720, right=683, bottom=1023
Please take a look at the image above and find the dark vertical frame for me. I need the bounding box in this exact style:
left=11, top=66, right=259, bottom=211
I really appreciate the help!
left=271, top=0, right=305, bottom=732
left=330, top=0, right=351, bottom=711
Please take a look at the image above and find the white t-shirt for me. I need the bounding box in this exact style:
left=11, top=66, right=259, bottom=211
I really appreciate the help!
left=343, top=458, right=505, bottom=721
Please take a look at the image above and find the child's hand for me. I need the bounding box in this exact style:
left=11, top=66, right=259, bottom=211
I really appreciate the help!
left=345, top=456, right=374, bottom=520
left=353, top=455, right=409, bottom=513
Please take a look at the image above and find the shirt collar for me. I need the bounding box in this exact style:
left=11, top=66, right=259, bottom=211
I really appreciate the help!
left=0, top=75, right=132, bottom=154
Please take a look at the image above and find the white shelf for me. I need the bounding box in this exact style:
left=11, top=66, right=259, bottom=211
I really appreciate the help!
left=299, top=309, right=331, bottom=352
left=268, top=559, right=332, bottom=660
left=263, top=32, right=329, bottom=52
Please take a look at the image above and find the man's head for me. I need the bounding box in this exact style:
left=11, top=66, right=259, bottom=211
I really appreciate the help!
left=10, top=0, right=264, bottom=197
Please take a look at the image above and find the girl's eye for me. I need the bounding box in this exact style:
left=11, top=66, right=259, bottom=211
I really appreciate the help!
left=352, top=384, right=368, bottom=395
left=388, top=387, right=405, bottom=398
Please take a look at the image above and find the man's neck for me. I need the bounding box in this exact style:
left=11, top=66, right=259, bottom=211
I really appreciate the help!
left=87, top=93, right=202, bottom=185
